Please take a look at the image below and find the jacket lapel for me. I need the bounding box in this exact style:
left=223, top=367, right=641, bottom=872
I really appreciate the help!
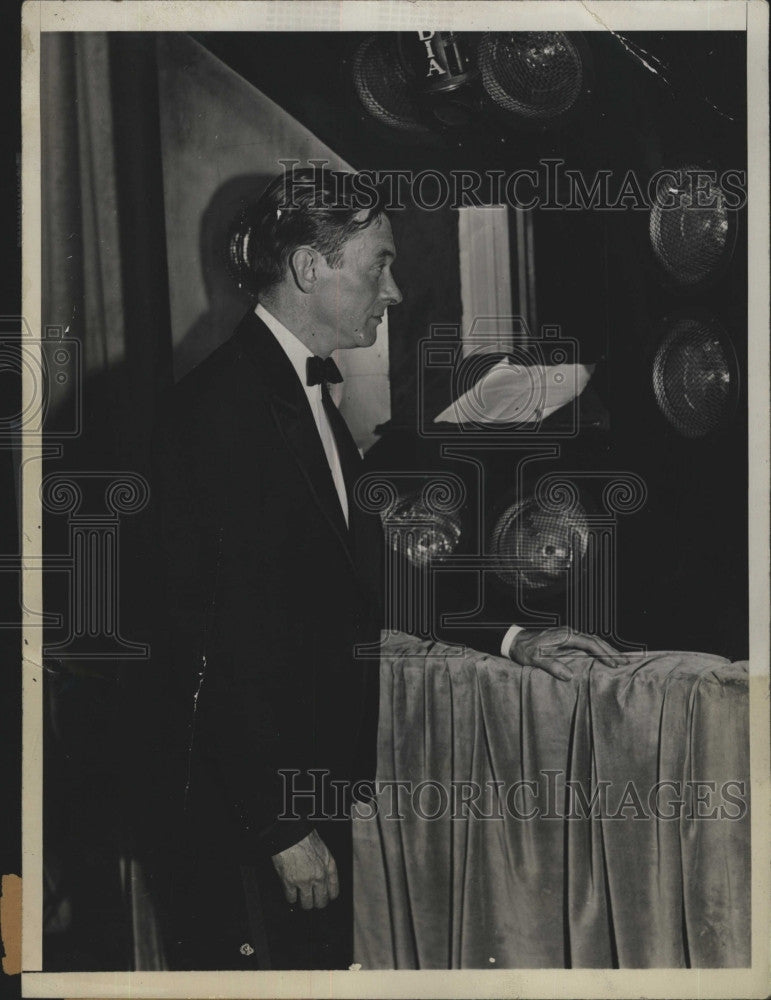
left=234, top=309, right=356, bottom=570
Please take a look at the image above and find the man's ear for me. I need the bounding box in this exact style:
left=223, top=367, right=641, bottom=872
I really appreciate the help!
left=288, top=246, right=319, bottom=293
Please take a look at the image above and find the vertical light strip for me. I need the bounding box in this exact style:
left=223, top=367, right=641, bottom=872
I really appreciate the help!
left=21, top=1, right=44, bottom=973
left=746, top=0, right=770, bottom=986
left=458, top=205, right=514, bottom=356
left=512, top=206, right=538, bottom=338
left=514, top=207, right=529, bottom=331
left=524, top=208, right=538, bottom=336
left=746, top=2, right=770, bottom=676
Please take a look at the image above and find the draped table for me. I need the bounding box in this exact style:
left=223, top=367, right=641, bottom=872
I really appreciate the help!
left=353, top=632, right=750, bottom=969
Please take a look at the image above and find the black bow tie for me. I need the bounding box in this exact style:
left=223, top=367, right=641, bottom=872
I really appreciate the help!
left=306, top=355, right=344, bottom=387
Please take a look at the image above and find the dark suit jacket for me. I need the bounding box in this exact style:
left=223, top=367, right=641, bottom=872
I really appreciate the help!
left=152, top=310, right=384, bottom=862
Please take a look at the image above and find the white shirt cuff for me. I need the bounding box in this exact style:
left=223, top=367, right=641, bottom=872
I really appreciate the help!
left=501, top=624, right=525, bottom=659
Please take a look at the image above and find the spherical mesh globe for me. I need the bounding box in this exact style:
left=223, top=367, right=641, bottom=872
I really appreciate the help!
left=491, top=495, right=589, bottom=591
left=649, top=168, right=736, bottom=286
left=652, top=316, right=734, bottom=437
left=352, top=35, right=427, bottom=133
left=385, top=494, right=462, bottom=569
left=479, top=32, right=584, bottom=121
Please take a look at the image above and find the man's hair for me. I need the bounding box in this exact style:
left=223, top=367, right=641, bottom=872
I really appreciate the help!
left=232, top=167, right=387, bottom=295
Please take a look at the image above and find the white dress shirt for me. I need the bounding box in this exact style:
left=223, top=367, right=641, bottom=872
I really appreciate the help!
left=255, top=303, right=521, bottom=658
left=256, top=303, right=349, bottom=526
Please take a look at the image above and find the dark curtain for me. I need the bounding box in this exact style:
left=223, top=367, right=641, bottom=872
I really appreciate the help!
left=41, top=32, right=173, bottom=971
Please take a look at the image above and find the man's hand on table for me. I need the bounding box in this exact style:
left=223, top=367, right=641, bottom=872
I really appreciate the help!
left=509, top=627, right=625, bottom=681
left=272, top=829, right=339, bottom=910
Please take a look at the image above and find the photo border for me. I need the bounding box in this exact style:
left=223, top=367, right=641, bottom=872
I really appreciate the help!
left=20, top=2, right=770, bottom=997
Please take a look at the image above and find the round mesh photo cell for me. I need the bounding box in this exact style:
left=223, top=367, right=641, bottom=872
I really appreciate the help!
left=652, top=316, right=735, bottom=438
left=384, top=494, right=462, bottom=570
left=649, top=169, right=736, bottom=286
left=352, top=34, right=427, bottom=133
left=490, top=494, right=589, bottom=592
left=479, top=32, right=584, bottom=122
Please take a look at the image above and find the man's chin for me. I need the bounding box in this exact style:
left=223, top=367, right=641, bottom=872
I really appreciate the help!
left=354, top=324, right=379, bottom=348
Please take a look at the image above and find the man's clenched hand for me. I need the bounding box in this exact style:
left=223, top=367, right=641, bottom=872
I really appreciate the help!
left=271, top=829, right=339, bottom=910
left=510, top=627, right=625, bottom=680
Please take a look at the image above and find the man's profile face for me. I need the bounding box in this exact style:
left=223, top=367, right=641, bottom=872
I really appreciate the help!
left=313, top=211, right=402, bottom=350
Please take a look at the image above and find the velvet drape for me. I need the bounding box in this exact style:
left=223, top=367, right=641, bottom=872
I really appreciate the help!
left=354, top=633, right=750, bottom=969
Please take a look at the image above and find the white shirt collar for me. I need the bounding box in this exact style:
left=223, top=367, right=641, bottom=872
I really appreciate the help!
left=255, top=301, right=314, bottom=390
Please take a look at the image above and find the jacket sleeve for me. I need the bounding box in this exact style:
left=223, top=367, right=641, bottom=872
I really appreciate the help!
left=151, top=404, right=313, bottom=859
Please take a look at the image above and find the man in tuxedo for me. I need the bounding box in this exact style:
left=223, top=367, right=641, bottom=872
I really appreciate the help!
left=153, top=166, right=622, bottom=971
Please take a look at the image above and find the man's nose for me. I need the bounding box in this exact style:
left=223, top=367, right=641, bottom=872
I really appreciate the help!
left=382, top=272, right=403, bottom=306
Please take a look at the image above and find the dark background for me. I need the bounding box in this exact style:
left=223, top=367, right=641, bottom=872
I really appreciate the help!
left=194, top=30, right=748, bottom=661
